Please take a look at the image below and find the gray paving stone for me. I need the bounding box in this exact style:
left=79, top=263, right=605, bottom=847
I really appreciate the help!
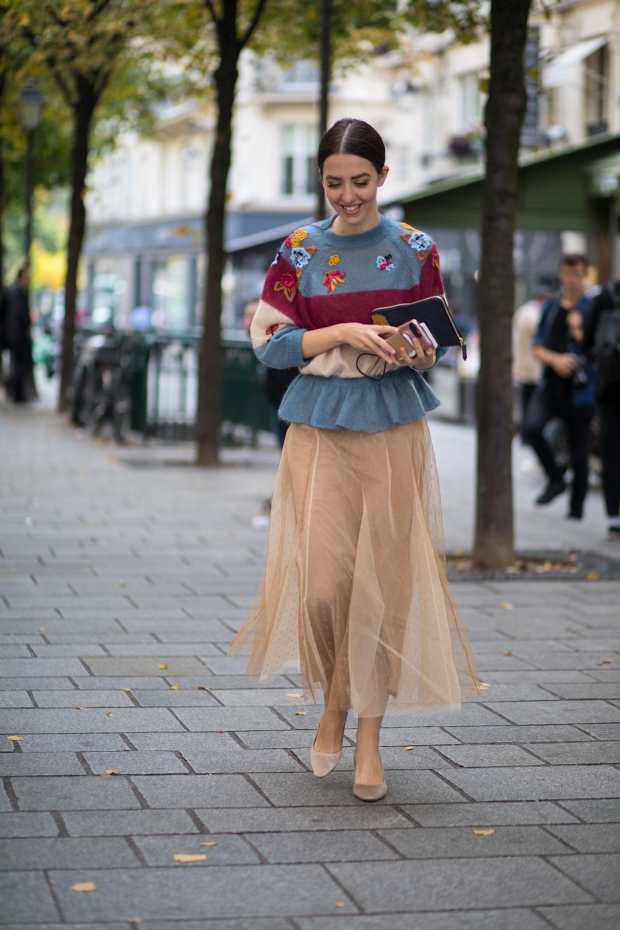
left=345, top=726, right=460, bottom=746
left=0, top=782, right=10, bottom=810
left=50, top=864, right=357, bottom=920
left=0, top=690, right=34, bottom=707
left=131, top=690, right=220, bottom=707
left=0, top=836, right=140, bottom=870
left=0, top=812, right=59, bottom=836
left=247, top=771, right=462, bottom=806
left=0, top=657, right=87, bottom=676
left=157, top=674, right=291, bottom=689
left=328, top=857, right=589, bottom=911
left=81, top=657, right=209, bottom=676
left=33, top=690, right=134, bottom=707
left=541, top=683, right=620, bottom=699
left=103, top=643, right=222, bottom=656
left=71, top=676, right=169, bottom=690
left=183, top=749, right=305, bottom=773
left=18, top=734, right=126, bottom=753
left=559, top=800, right=620, bottom=823
left=276, top=704, right=505, bottom=729
left=0, top=677, right=77, bottom=690
left=524, top=742, right=620, bottom=765
left=295, top=910, right=549, bottom=930
left=444, top=725, right=595, bottom=743
left=437, top=744, right=544, bottom=767
left=134, top=833, right=260, bottom=866
left=0, top=644, right=31, bottom=656
left=250, top=829, right=398, bottom=863
left=0, top=871, right=60, bottom=922
left=485, top=700, right=620, bottom=724
left=537, top=904, right=620, bottom=930
left=132, top=774, right=270, bottom=808
left=127, top=732, right=239, bottom=752
left=12, top=775, right=141, bottom=810
left=332, top=746, right=450, bottom=771
left=84, top=751, right=189, bottom=775
left=402, top=802, right=578, bottom=827
left=31, top=644, right=107, bottom=656
left=142, top=921, right=290, bottom=930
left=442, top=765, right=620, bottom=801
left=173, top=706, right=290, bottom=731
left=379, top=824, right=569, bottom=858
left=209, top=688, right=309, bottom=706
left=63, top=809, right=198, bottom=836
left=198, top=805, right=412, bottom=832
left=0, top=707, right=183, bottom=732
left=549, top=853, right=620, bottom=901
left=0, top=752, right=84, bottom=776
left=547, top=823, right=620, bottom=853
left=578, top=723, right=620, bottom=740
left=0, top=924, right=128, bottom=930
left=236, top=730, right=348, bottom=750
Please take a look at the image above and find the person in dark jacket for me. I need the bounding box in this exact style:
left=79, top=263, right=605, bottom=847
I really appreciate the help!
left=583, top=282, right=620, bottom=537
left=5, top=265, right=36, bottom=404
left=523, top=254, right=594, bottom=518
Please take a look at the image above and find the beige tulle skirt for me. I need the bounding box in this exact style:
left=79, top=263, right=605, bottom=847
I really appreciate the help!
left=229, top=418, right=480, bottom=718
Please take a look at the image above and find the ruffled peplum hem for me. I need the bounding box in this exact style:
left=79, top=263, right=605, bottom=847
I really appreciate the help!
left=277, top=368, right=440, bottom=433
left=229, top=418, right=480, bottom=718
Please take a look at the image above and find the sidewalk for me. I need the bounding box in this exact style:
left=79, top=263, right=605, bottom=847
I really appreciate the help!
left=0, top=394, right=619, bottom=930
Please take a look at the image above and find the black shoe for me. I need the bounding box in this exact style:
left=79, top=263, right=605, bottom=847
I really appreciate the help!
left=567, top=510, right=583, bottom=520
left=609, top=524, right=620, bottom=538
left=535, top=478, right=567, bottom=506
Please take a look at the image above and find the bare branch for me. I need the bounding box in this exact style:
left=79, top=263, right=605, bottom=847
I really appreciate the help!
left=203, top=0, right=219, bottom=26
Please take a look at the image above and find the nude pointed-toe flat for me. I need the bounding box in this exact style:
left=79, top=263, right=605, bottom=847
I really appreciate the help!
left=310, top=731, right=342, bottom=777
left=352, top=749, right=387, bottom=802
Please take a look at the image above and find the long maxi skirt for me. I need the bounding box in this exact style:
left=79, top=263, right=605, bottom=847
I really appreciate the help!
left=228, top=417, right=480, bottom=718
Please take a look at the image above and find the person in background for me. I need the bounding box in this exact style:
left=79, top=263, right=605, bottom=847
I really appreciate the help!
left=583, top=282, right=620, bottom=538
left=4, top=264, right=37, bottom=404
left=512, top=280, right=551, bottom=442
left=524, top=254, right=593, bottom=518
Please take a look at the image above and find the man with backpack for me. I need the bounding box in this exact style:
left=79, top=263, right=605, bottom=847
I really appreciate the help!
left=584, top=282, right=620, bottom=538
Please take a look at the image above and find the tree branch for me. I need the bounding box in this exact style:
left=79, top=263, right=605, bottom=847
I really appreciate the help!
left=203, top=0, right=219, bottom=27
left=238, top=0, right=268, bottom=49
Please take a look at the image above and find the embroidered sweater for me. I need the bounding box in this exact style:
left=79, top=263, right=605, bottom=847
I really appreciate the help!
left=251, top=213, right=444, bottom=432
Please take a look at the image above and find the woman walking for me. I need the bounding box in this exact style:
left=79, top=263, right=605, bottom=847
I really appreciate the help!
left=229, top=118, right=479, bottom=801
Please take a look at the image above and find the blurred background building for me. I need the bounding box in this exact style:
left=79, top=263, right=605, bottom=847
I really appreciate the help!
left=83, top=0, right=619, bottom=337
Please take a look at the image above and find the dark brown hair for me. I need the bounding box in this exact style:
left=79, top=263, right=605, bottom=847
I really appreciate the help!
left=317, top=118, right=385, bottom=176
left=560, top=253, right=588, bottom=270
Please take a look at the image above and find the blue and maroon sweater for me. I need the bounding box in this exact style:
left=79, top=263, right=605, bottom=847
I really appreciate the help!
left=250, top=213, right=443, bottom=432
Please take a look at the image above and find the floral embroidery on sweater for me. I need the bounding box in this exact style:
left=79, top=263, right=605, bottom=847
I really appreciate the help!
left=290, top=245, right=317, bottom=279
left=400, top=227, right=433, bottom=263
left=323, top=270, right=346, bottom=293
left=285, top=228, right=309, bottom=249
left=328, top=254, right=341, bottom=266
left=274, top=272, right=297, bottom=303
left=376, top=253, right=394, bottom=272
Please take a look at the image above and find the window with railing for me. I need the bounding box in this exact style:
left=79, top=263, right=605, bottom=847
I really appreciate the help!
left=585, top=43, right=609, bottom=136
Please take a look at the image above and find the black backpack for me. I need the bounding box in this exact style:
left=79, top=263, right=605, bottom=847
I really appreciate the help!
left=594, top=298, right=620, bottom=400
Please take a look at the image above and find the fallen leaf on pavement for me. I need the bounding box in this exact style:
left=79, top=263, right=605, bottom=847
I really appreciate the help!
left=174, top=853, right=208, bottom=863
left=120, top=688, right=132, bottom=692
left=159, top=663, right=168, bottom=670
left=169, top=684, right=181, bottom=690
left=335, top=901, right=345, bottom=908
left=102, top=768, right=120, bottom=777
left=295, top=710, right=306, bottom=716
left=503, top=650, right=513, bottom=657
left=71, top=882, right=96, bottom=892
left=473, top=828, right=496, bottom=837
left=7, top=735, right=24, bottom=742
left=499, top=602, right=513, bottom=610
left=403, top=745, right=414, bottom=751
left=104, top=710, right=113, bottom=717
left=201, top=840, right=218, bottom=847
left=597, top=658, right=613, bottom=667
left=216, top=729, right=226, bottom=735
left=287, top=691, right=304, bottom=698
left=478, top=681, right=490, bottom=690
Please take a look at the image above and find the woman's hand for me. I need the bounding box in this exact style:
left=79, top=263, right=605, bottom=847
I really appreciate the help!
left=405, top=332, right=437, bottom=370
left=336, top=322, right=399, bottom=366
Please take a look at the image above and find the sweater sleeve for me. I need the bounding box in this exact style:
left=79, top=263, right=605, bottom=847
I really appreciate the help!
left=249, top=239, right=308, bottom=370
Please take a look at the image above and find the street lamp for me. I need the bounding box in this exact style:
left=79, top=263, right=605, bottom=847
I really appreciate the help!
left=19, top=81, right=44, bottom=270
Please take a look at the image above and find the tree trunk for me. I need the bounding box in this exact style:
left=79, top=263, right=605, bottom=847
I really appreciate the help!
left=315, top=0, right=332, bottom=220
left=473, top=0, right=531, bottom=569
left=57, top=81, right=96, bottom=412
left=0, top=71, right=5, bottom=291
left=195, top=53, right=238, bottom=465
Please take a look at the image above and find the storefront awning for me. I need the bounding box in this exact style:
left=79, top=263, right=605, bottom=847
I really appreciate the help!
left=543, top=35, right=608, bottom=88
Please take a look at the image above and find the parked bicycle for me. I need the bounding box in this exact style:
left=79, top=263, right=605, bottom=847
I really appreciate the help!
left=71, top=330, right=138, bottom=443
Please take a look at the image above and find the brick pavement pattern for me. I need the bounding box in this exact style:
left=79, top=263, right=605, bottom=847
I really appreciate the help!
left=0, top=400, right=619, bottom=930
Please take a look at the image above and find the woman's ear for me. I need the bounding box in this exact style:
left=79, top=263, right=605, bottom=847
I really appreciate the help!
left=377, top=165, right=390, bottom=187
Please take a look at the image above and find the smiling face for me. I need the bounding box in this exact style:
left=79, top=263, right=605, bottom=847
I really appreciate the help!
left=320, top=153, right=389, bottom=234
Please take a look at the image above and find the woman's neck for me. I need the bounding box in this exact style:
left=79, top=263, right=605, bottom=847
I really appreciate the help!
left=331, top=207, right=382, bottom=236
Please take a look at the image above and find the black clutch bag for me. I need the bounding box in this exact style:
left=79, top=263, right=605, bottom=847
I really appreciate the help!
left=371, top=295, right=467, bottom=360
